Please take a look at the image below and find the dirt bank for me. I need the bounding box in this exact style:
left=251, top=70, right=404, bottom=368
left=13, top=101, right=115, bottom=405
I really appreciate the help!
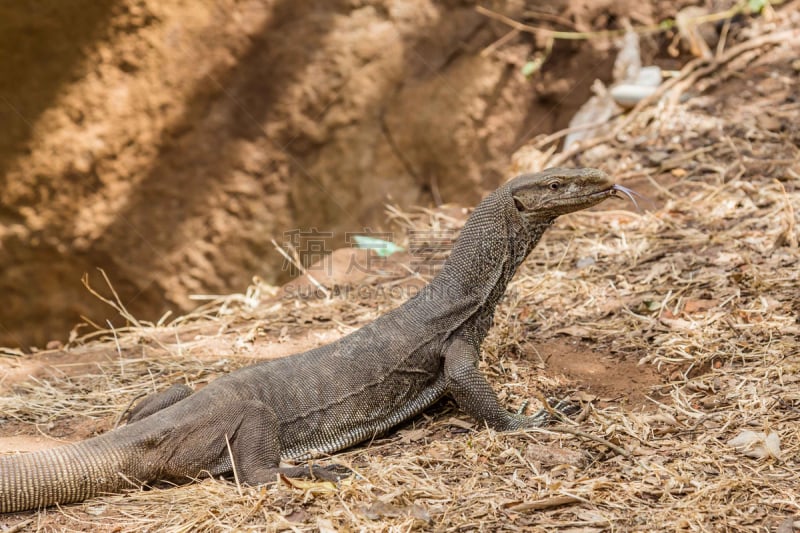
left=0, top=0, right=688, bottom=348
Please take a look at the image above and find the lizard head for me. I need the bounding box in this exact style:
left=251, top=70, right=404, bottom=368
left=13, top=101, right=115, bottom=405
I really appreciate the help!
left=508, top=167, right=623, bottom=222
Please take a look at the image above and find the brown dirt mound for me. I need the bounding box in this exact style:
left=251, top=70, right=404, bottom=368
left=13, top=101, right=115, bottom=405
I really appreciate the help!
left=0, top=0, right=702, bottom=349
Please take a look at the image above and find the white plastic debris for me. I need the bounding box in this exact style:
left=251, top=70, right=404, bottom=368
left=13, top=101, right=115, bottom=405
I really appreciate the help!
left=727, top=430, right=782, bottom=460
left=565, top=29, right=665, bottom=148
left=564, top=80, right=618, bottom=150
left=610, top=66, right=663, bottom=108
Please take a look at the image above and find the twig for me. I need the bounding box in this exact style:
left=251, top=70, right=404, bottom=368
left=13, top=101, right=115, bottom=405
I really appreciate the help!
left=716, top=17, right=732, bottom=58
left=475, top=5, right=674, bottom=40
left=270, top=239, right=331, bottom=299
left=548, top=425, right=632, bottom=457
left=80, top=270, right=173, bottom=352
left=534, top=392, right=574, bottom=425
left=481, top=28, right=520, bottom=57
left=81, top=269, right=143, bottom=328
left=108, top=320, right=125, bottom=378
left=225, top=433, right=243, bottom=496
left=5, top=518, right=34, bottom=533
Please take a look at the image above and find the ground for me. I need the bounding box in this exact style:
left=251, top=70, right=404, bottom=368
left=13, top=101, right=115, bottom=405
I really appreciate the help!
left=1, top=2, right=799, bottom=532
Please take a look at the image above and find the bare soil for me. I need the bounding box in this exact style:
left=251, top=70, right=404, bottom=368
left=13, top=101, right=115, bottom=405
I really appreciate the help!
left=535, top=340, right=665, bottom=411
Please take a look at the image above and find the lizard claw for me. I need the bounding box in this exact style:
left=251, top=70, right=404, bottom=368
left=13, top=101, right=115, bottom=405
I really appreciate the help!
left=535, top=397, right=581, bottom=424
left=315, top=463, right=356, bottom=482
left=508, top=398, right=581, bottom=429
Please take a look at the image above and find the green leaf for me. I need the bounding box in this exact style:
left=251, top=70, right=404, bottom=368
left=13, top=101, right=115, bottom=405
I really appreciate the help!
left=521, top=60, right=540, bottom=78
left=748, top=0, right=767, bottom=13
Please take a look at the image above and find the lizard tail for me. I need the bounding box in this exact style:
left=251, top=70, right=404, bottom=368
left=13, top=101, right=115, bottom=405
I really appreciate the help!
left=0, top=431, right=144, bottom=513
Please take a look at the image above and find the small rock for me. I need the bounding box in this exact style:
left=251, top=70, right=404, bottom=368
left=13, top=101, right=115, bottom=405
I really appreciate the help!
left=45, top=340, right=63, bottom=350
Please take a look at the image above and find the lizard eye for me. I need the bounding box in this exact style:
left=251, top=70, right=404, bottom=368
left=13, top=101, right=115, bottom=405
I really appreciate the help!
left=549, top=182, right=560, bottom=191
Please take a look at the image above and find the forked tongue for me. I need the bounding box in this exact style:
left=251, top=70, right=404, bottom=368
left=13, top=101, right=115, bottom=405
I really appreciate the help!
left=611, top=184, right=644, bottom=211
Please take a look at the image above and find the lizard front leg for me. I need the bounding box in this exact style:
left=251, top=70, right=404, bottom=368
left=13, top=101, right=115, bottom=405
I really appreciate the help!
left=444, top=336, right=543, bottom=431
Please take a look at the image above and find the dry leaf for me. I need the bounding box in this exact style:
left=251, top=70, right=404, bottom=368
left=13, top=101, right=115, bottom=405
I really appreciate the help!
left=776, top=516, right=795, bottom=533
left=659, top=317, right=696, bottom=331
left=397, top=428, right=427, bottom=444
left=317, top=517, right=337, bottom=533
left=447, top=417, right=474, bottom=430
left=506, top=495, right=581, bottom=512
left=682, top=298, right=718, bottom=314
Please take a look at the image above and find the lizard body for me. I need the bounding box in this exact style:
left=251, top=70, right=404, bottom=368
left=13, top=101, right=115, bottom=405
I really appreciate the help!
left=1, top=168, right=623, bottom=513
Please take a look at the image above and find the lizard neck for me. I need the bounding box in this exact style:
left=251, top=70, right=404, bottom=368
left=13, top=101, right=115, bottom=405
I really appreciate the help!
left=420, top=185, right=552, bottom=341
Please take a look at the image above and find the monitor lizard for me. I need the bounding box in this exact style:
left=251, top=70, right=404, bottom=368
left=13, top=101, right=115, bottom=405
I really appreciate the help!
left=0, top=167, right=634, bottom=513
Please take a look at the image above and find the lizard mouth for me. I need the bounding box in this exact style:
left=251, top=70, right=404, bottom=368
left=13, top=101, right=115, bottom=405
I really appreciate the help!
left=570, top=186, right=616, bottom=203
left=565, top=184, right=642, bottom=211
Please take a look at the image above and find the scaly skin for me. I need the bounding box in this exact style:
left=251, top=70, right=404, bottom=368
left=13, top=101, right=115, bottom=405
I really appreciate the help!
left=1, top=168, right=622, bottom=513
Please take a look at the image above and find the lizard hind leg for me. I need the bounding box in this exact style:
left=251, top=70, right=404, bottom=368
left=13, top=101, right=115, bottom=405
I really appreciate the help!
left=126, top=383, right=194, bottom=423
left=229, top=401, right=353, bottom=486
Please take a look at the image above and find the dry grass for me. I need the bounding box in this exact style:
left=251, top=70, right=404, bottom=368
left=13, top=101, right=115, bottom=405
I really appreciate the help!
left=2, top=8, right=799, bottom=533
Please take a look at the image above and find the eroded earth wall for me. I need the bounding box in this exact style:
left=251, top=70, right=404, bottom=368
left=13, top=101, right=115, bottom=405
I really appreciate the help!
left=0, top=0, right=625, bottom=347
